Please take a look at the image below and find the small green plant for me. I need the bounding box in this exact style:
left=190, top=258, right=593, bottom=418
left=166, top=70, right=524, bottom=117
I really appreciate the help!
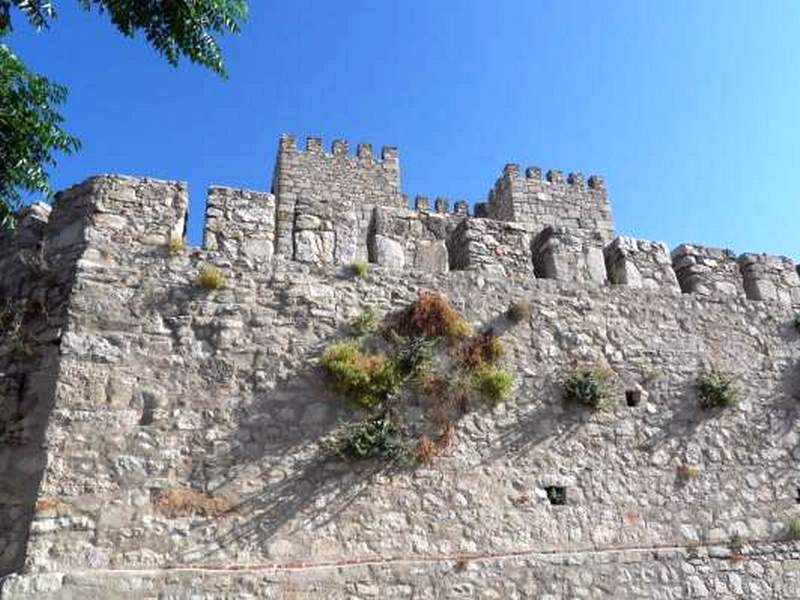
left=697, top=369, right=739, bottom=409
left=321, top=341, right=399, bottom=408
left=506, top=300, right=531, bottom=325
left=197, top=265, right=226, bottom=290
left=563, top=366, right=612, bottom=409
left=784, top=517, right=800, bottom=540
left=794, top=314, right=800, bottom=332
left=393, top=335, right=438, bottom=376
left=350, top=310, right=378, bottom=337
left=167, top=235, right=185, bottom=256
left=471, top=365, right=513, bottom=403
left=351, top=261, right=368, bottom=278
left=326, top=416, right=411, bottom=463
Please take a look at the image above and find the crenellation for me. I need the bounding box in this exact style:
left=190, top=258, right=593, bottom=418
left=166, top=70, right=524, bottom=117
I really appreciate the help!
left=448, top=218, right=533, bottom=276
left=305, top=136, right=323, bottom=153
left=738, top=253, right=800, bottom=305
left=203, top=186, right=275, bottom=261
left=587, top=174, right=605, bottom=190
left=605, top=236, right=680, bottom=293
left=546, top=169, right=563, bottom=183
left=671, top=244, right=746, bottom=298
left=525, top=166, right=542, bottom=179
left=434, top=196, right=450, bottom=214
left=3, top=133, right=800, bottom=598
left=567, top=171, right=584, bottom=187
left=279, top=132, right=296, bottom=151
left=531, top=226, right=606, bottom=284
left=357, top=142, right=373, bottom=161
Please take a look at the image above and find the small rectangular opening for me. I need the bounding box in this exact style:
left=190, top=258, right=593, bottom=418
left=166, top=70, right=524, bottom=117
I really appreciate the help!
left=626, top=390, right=641, bottom=407
left=796, top=487, right=800, bottom=504
left=545, top=485, right=566, bottom=506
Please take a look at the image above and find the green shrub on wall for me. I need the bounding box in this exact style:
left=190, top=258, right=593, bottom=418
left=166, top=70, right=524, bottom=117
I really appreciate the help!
left=326, top=416, right=411, bottom=463
left=196, top=265, right=226, bottom=290
left=562, top=366, right=612, bottom=409
left=471, top=365, right=513, bottom=403
left=697, top=369, right=739, bottom=409
left=320, top=342, right=399, bottom=409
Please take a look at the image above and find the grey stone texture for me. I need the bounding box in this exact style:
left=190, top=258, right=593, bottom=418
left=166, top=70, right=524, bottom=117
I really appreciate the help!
left=605, top=236, right=681, bottom=293
left=203, top=187, right=275, bottom=262
left=272, top=135, right=404, bottom=264
left=739, top=253, right=800, bottom=304
left=532, top=226, right=607, bottom=284
left=448, top=218, right=534, bottom=277
left=1, top=135, right=800, bottom=598
left=672, top=244, right=747, bottom=298
left=487, top=163, right=614, bottom=243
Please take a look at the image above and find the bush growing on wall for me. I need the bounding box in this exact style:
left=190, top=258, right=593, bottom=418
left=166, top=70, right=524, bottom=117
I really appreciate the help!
left=320, top=342, right=399, bottom=408
left=326, top=415, right=411, bottom=463
left=697, top=369, right=739, bottom=409
left=196, top=265, right=226, bottom=290
left=562, top=366, right=612, bottom=409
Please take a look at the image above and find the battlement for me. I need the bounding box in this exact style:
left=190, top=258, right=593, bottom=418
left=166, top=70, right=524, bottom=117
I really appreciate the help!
left=2, top=134, right=800, bottom=599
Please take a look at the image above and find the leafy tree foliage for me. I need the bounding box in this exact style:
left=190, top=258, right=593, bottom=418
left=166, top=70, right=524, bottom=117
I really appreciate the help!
left=0, top=40, right=79, bottom=228
left=0, top=0, right=247, bottom=227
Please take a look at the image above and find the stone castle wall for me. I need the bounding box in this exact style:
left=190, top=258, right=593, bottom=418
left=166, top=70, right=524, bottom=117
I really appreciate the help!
left=1, top=136, right=800, bottom=598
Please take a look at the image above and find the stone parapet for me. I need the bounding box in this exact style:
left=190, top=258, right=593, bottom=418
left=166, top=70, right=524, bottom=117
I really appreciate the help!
left=738, top=253, right=800, bottom=305
left=448, top=218, right=534, bottom=277
left=531, top=226, right=607, bottom=284
left=605, top=236, right=680, bottom=293
left=671, top=244, right=745, bottom=298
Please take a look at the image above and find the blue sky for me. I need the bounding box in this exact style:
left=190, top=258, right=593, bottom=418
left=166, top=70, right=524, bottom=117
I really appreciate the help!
left=6, top=0, right=800, bottom=257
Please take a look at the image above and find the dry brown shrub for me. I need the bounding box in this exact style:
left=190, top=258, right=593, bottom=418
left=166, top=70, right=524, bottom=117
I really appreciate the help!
left=384, top=292, right=471, bottom=340
left=415, top=436, right=437, bottom=464
left=459, top=330, right=505, bottom=370
left=153, top=488, right=226, bottom=518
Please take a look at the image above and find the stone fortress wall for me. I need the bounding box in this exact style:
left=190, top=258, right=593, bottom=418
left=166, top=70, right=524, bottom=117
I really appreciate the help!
left=0, top=134, right=799, bottom=598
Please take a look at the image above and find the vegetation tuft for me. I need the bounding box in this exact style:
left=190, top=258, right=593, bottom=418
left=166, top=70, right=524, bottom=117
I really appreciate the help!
left=351, top=260, right=368, bottom=278
left=471, top=365, right=514, bottom=403
left=320, top=342, right=399, bottom=408
left=697, top=369, right=739, bottom=409
left=459, top=329, right=504, bottom=370
left=506, top=300, right=531, bottom=325
left=197, top=265, right=226, bottom=290
left=350, top=309, right=378, bottom=337
left=784, top=517, right=800, bottom=540
left=794, top=314, right=800, bottom=332
left=168, top=235, right=185, bottom=256
left=563, top=366, right=612, bottom=409
left=383, top=292, right=471, bottom=340
left=326, top=416, right=411, bottom=463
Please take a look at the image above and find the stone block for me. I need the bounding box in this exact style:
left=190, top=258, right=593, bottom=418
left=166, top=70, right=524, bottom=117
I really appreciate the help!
left=448, top=218, right=534, bottom=277
left=605, top=236, right=680, bottom=293
left=532, top=227, right=606, bottom=284
left=738, top=253, right=800, bottom=304
left=671, top=244, right=745, bottom=298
